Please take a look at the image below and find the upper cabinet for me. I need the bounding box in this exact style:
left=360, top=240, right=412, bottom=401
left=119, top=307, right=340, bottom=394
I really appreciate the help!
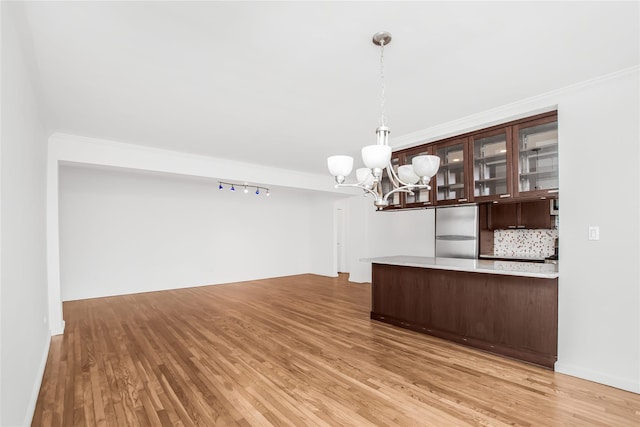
left=513, top=114, right=559, bottom=199
left=470, top=128, right=513, bottom=203
left=435, top=137, right=469, bottom=206
left=488, top=200, right=554, bottom=230
left=387, top=111, right=557, bottom=210
left=403, top=146, right=435, bottom=208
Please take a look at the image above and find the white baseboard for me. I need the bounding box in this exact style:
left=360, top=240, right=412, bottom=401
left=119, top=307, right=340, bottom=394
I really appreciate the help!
left=555, top=362, right=640, bottom=394
left=23, top=334, right=52, bottom=426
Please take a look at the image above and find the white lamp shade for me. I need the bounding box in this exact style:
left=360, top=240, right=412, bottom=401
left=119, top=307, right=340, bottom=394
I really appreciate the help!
left=327, top=155, right=354, bottom=177
left=412, top=155, right=441, bottom=178
left=356, top=168, right=375, bottom=186
left=398, top=165, right=420, bottom=184
left=361, top=145, right=392, bottom=169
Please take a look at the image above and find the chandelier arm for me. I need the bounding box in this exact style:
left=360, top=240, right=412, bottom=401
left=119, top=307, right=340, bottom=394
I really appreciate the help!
left=382, top=184, right=432, bottom=203
left=382, top=186, right=414, bottom=203
left=334, top=183, right=380, bottom=199
left=387, top=168, right=400, bottom=188
left=386, top=162, right=410, bottom=187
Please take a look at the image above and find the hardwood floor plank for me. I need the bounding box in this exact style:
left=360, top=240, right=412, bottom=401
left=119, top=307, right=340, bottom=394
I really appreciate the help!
left=32, top=274, right=640, bottom=426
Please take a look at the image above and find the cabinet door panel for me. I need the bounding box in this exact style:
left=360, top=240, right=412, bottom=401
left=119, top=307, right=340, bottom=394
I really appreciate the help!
left=404, top=147, right=435, bottom=208
left=435, top=138, right=469, bottom=205
left=494, top=278, right=557, bottom=354
left=488, top=203, right=518, bottom=230
left=462, top=277, right=497, bottom=341
left=471, top=128, right=513, bottom=202
left=519, top=200, right=553, bottom=229
left=514, top=114, right=558, bottom=198
left=372, top=264, right=425, bottom=323
left=488, top=200, right=553, bottom=230
left=371, top=263, right=403, bottom=318
left=428, top=271, right=464, bottom=334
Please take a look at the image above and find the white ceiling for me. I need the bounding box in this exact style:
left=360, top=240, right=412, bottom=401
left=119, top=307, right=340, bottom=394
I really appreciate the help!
left=22, top=1, right=639, bottom=175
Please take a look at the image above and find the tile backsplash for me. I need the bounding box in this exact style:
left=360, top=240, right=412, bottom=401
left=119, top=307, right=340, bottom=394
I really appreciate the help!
left=494, top=229, right=558, bottom=259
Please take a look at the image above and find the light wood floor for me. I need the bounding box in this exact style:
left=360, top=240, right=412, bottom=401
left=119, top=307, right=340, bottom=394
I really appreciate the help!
left=33, top=274, right=640, bottom=426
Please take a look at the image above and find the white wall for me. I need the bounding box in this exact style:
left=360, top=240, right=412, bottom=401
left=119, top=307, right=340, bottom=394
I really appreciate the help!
left=46, top=133, right=344, bottom=331
left=340, top=196, right=370, bottom=283
left=369, top=208, right=436, bottom=258
left=0, top=3, right=51, bottom=425
left=555, top=69, right=639, bottom=393
left=340, top=194, right=436, bottom=283
left=348, top=67, right=640, bottom=393
left=59, top=165, right=336, bottom=300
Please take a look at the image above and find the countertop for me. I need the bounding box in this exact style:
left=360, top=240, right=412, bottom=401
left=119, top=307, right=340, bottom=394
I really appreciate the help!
left=365, top=256, right=559, bottom=279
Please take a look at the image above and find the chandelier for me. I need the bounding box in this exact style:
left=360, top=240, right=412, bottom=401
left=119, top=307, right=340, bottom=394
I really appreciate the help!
left=327, top=32, right=440, bottom=210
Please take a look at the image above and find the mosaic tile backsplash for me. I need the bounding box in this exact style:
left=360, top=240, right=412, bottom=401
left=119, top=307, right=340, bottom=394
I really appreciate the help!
left=494, top=229, right=558, bottom=258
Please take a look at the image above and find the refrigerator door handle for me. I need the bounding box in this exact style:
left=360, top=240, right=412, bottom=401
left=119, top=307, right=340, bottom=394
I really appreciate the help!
left=435, top=235, right=477, bottom=241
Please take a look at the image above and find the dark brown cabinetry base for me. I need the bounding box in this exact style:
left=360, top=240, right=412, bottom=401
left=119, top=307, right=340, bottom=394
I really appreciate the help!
left=371, top=263, right=558, bottom=368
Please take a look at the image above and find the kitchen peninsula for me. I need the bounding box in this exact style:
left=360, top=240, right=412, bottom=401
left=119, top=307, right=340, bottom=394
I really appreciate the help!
left=368, top=256, right=559, bottom=368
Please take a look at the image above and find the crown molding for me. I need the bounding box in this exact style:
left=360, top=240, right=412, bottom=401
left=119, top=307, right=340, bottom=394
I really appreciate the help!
left=391, top=65, right=640, bottom=150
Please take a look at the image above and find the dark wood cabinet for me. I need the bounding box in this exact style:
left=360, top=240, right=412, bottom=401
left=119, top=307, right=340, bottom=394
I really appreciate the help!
left=488, top=202, right=519, bottom=229
left=469, top=127, right=514, bottom=203
left=488, top=200, right=554, bottom=230
left=372, top=261, right=428, bottom=324
left=434, top=137, right=469, bottom=206
left=402, top=146, right=436, bottom=209
left=519, top=200, right=554, bottom=228
left=371, top=263, right=558, bottom=368
left=513, top=114, right=559, bottom=199
left=388, top=111, right=558, bottom=210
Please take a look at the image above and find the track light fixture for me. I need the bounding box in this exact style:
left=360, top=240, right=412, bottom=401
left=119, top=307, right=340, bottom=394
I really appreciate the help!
left=218, top=181, right=270, bottom=196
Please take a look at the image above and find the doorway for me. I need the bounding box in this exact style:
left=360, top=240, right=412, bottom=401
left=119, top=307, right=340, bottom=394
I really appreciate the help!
left=336, top=208, right=347, bottom=273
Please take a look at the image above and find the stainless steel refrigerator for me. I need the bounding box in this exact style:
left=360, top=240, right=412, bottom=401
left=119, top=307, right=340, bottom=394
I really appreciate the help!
left=435, top=205, right=479, bottom=259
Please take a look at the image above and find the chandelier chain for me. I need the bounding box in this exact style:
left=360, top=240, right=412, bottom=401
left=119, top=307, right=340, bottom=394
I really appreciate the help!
left=379, top=40, right=386, bottom=127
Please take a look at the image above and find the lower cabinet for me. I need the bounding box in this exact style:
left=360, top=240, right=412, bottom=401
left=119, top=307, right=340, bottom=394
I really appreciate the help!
left=371, top=263, right=558, bottom=368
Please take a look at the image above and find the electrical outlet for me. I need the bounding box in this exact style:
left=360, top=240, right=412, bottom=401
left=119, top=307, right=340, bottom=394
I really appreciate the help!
left=588, top=226, right=599, bottom=241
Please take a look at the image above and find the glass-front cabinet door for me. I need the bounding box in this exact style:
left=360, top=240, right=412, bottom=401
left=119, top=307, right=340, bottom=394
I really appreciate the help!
left=403, top=147, right=435, bottom=208
left=380, top=155, right=402, bottom=209
left=435, top=138, right=468, bottom=205
left=470, top=128, right=513, bottom=202
left=513, top=114, right=558, bottom=198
